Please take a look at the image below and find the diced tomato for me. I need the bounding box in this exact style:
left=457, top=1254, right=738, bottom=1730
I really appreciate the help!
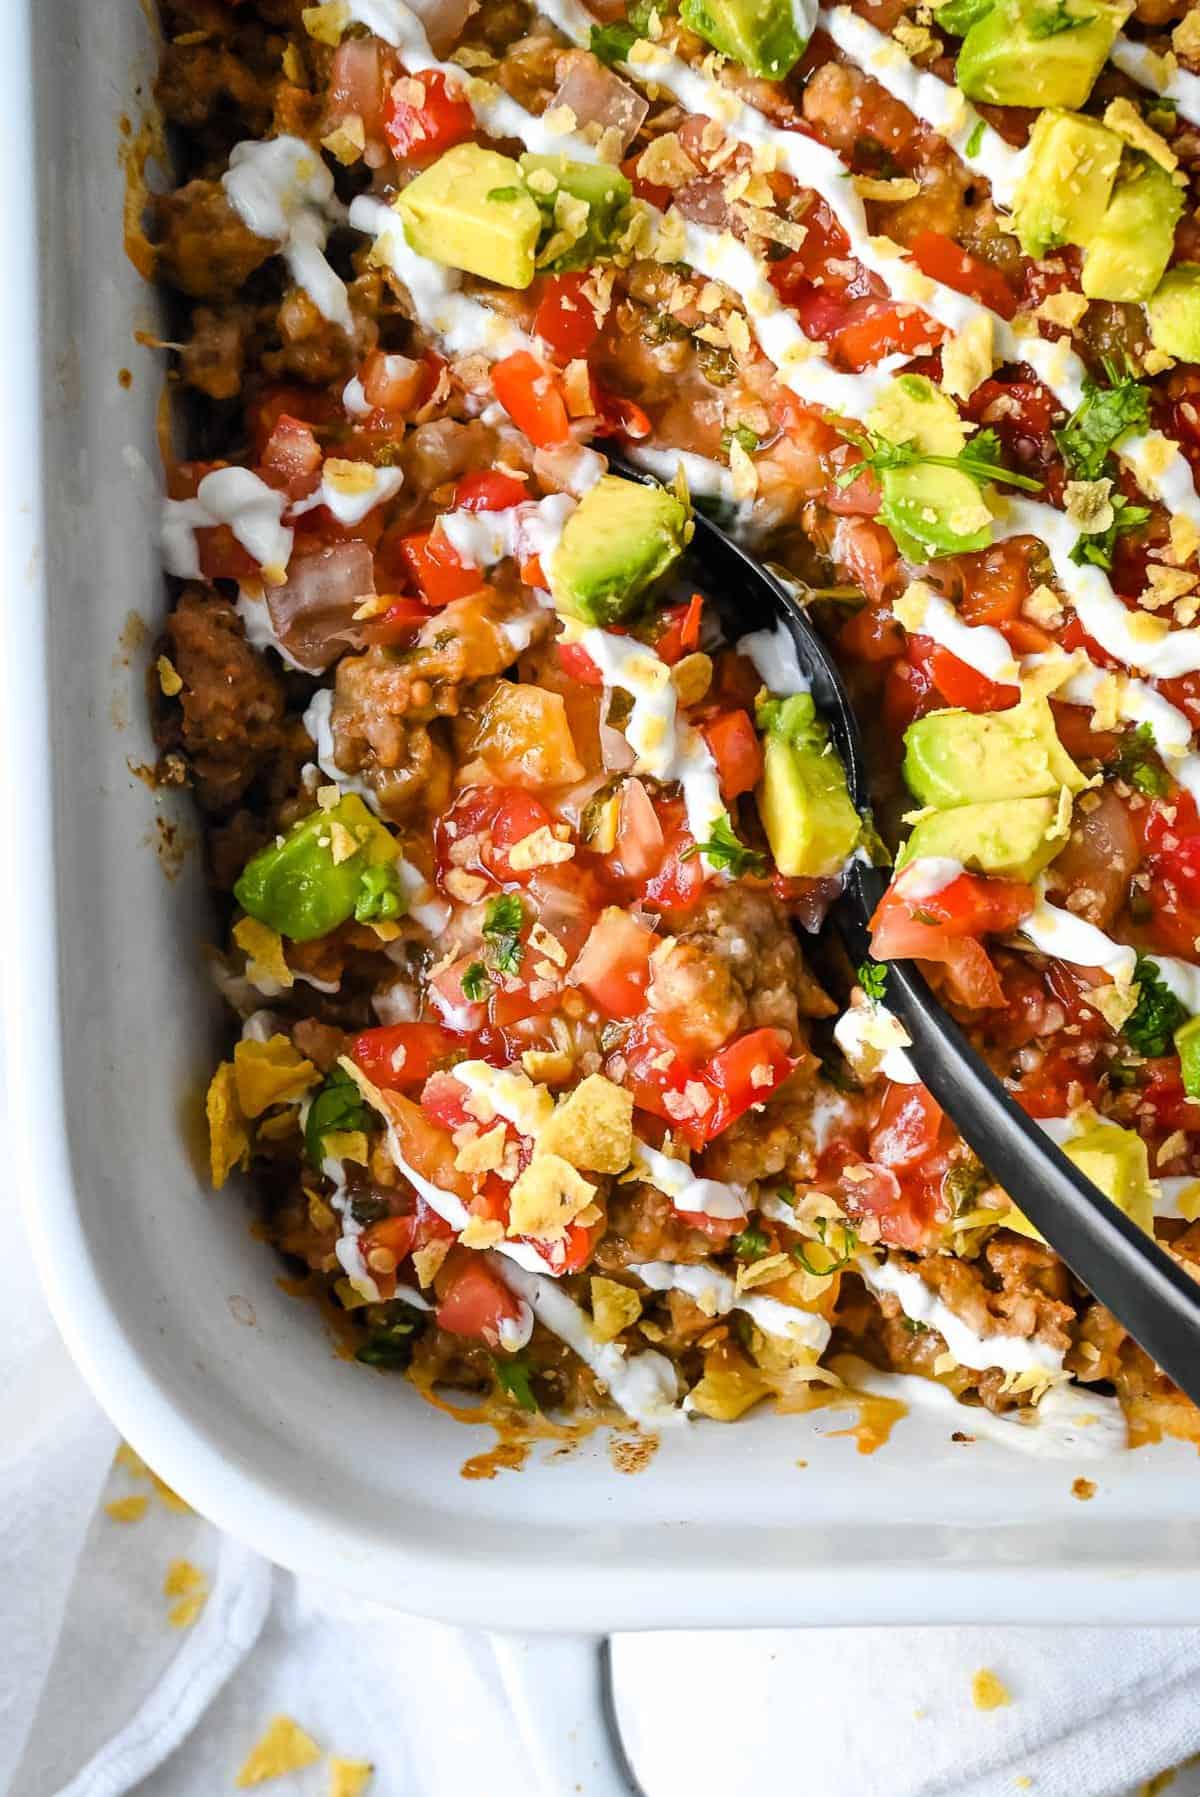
left=701, top=709, right=764, bottom=799
left=611, top=779, right=665, bottom=882
left=362, top=594, right=435, bottom=645
left=492, top=352, right=571, bottom=448
left=533, top=271, right=603, bottom=364
left=908, top=231, right=1017, bottom=320
left=427, top=959, right=490, bottom=1033
left=246, top=385, right=337, bottom=459
left=882, top=655, right=940, bottom=736
left=615, top=1021, right=705, bottom=1143
left=572, top=907, right=655, bottom=1017
left=592, top=389, right=652, bottom=440
left=436, top=1258, right=525, bottom=1348
left=453, top=469, right=529, bottom=512
left=420, top=1070, right=475, bottom=1134
left=436, top=787, right=556, bottom=888
left=1137, top=1060, right=1200, bottom=1136
left=908, top=635, right=1019, bottom=713
left=870, top=872, right=1033, bottom=1009
left=1010, top=1047, right=1100, bottom=1119
left=556, top=641, right=604, bottom=685
left=621, top=151, right=670, bottom=210
left=869, top=1082, right=944, bottom=1173
left=260, top=414, right=322, bottom=490
left=641, top=801, right=708, bottom=913
left=195, top=526, right=259, bottom=583
left=351, top=1023, right=461, bottom=1089
left=835, top=1158, right=943, bottom=1250
left=358, top=1202, right=452, bottom=1297
left=831, top=301, right=942, bottom=372
left=955, top=540, right=1036, bottom=627
left=702, top=1027, right=797, bottom=1139
left=838, top=603, right=906, bottom=664
left=655, top=594, right=704, bottom=665
left=397, top=527, right=483, bottom=605
left=383, top=69, right=474, bottom=162
left=901, top=871, right=1036, bottom=938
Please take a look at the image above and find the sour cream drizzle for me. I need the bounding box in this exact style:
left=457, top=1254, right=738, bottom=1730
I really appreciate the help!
left=1112, top=33, right=1200, bottom=127
left=437, top=492, right=576, bottom=569
left=857, top=1254, right=1065, bottom=1378
left=163, top=467, right=293, bottom=582
left=633, top=1142, right=748, bottom=1220
left=1018, top=880, right=1139, bottom=983
left=837, top=1357, right=1128, bottom=1456
left=631, top=1260, right=834, bottom=1351
left=492, top=1255, right=683, bottom=1421
left=222, top=135, right=352, bottom=330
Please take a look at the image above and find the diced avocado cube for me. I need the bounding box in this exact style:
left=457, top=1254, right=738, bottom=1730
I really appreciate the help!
left=1176, top=1015, right=1200, bottom=1099
left=1063, top=1120, right=1155, bottom=1235
left=679, top=0, right=813, bottom=79
left=879, top=463, right=993, bottom=564
left=896, top=795, right=1067, bottom=883
left=1147, top=265, right=1200, bottom=362
left=903, top=698, right=1085, bottom=809
left=957, top=0, right=1132, bottom=109
left=548, top=475, right=689, bottom=626
left=758, top=732, right=861, bottom=879
left=518, top=154, right=632, bottom=271
left=1012, top=110, right=1121, bottom=258
left=933, top=0, right=997, bottom=35
left=867, top=373, right=967, bottom=458
left=234, top=795, right=400, bottom=943
left=1082, top=156, right=1184, bottom=303
left=397, top=144, right=542, bottom=289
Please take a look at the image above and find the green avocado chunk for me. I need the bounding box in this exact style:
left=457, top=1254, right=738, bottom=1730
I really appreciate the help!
left=755, top=694, right=861, bottom=879
left=547, top=475, right=689, bottom=626
left=896, top=795, right=1067, bottom=883
left=1012, top=111, right=1122, bottom=258
left=518, top=153, right=632, bottom=271
left=1063, top=1121, right=1155, bottom=1235
left=879, top=464, right=993, bottom=563
left=679, top=0, right=811, bottom=79
left=903, top=698, right=1085, bottom=809
left=234, top=796, right=402, bottom=943
left=1147, top=265, right=1200, bottom=361
left=1082, top=156, right=1184, bottom=303
left=397, top=144, right=542, bottom=289
left=1176, top=1014, right=1200, bottom=1100
left=956, top=0, right=1131, bottom=109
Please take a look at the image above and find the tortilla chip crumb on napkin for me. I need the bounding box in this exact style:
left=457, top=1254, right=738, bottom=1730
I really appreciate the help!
left=329, top=1758, right=374, bottom=1797
left=104, top=1495, right=149, bottom=1524
left=971, top=1668, right=1012, bottom=1711
left=163, top=1558, right=209, bottom=1629
left=236, top=1716, right=323, bottom=1786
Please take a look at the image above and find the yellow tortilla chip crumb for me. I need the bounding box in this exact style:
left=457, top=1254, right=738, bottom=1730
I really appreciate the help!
left=116, top=1441, right=148, bottom=1477
left=237, top=1717, right=323, bottom=1787
left=105, top=1495, right=149, bottom=1523
left=507, top=1154, right=597, bottom=1241
left=206, top=1062, right=250, bottom=1190
left=971, top=1668, right=1012, bottom=1711
left=941, top=312, right=995, bottom=402
left=590, top=1276, right=643, bottom=1341
left=538, top=1074, right=634, bottom=1174
left=234, top=917, right=294, bottom=990
left=233, top=1036, right=318, bottom=1118
left=164, top=1558, right=206, bottom=1596
left=329, top=1760, right=374, bottom=1797
left=156, top=654, right=183, bottom=696
left=151, top=1472, right=193, bottom=1514
left=322, top=1129, right=369, bottom=1165
left=302, top=1, right=349, bottom=46
left=1102, top=98, right=1178, bottom=172
left=168, top=1591, right=208, bottom=1629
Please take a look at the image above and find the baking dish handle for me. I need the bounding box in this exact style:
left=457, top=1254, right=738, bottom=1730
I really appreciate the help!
left=491, top=1632, right=642, bottom=1796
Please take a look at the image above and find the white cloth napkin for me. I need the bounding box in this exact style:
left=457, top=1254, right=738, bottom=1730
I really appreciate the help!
left=7, top=1182, right=1200, bottom=1797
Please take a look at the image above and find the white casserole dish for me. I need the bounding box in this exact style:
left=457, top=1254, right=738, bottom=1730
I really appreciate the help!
left=9, top=0, right=1200, bottom=1659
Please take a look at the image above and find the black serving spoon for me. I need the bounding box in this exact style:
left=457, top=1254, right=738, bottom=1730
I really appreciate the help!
left=610, top=454, right=1200, bottom=1409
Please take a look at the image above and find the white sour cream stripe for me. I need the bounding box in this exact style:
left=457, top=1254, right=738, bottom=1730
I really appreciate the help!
left=857, top=1254, right=1065, bottom=1377
left=223, top=135, right=352, bottom=330
left=163, top=467, right=293, bottom=582
left=1112, top=33, right=1200, bottom=128
left=633, top=1141, right=748, bottom=1220
left=437, top=492, right=576, bottom=569
left=1018, top=879, right=1139, bottom=983
left=631, top=1260, right=834, bottom=1351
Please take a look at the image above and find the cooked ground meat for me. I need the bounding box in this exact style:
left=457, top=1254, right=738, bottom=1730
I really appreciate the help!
left=155, top=180, right=275, bottom=299
left=161, top=587, right=287, bottom=809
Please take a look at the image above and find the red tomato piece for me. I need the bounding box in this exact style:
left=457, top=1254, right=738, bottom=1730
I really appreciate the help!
left=383, top=69, right=474, bottom=163
left=556, top=641, right=604, bottom=685
left=572, top=909, right=655, bottom=1017
left=908, top=636, right=1019, bottom=713
left=869, top=1082, right=944, bottom=1173
left=453, top=469, right=529, bottom=512
left=436, top=787, right=556, bottom=888
left=655, top=593, right=704, bottom=665
left=533, top=271, right=603, bottom=363
left=908, top=231, right=1017, bottom=320
left=420, top=1070, right=475, bottom=1133
left=491, top=352, right=571, bottom=448
left=351, top=1023, right=461, bottom=1089
left=260, top=414, right=322, bottom=490
left=701, top=709, right=764, bottom=800
left=641, top=800, right=707, bottom=913
left=831, top=301, right=943, bottom=371
left=436, top=1259, right=525, bottom=1347
left=362, top=594, right=435, bottom=645
left=701, top=1027, right=796, bottom=1140
left=397, top=528, right=484, bottom=605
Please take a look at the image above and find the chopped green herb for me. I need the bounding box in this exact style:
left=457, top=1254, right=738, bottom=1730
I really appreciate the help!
left=483, top=892, right=525, bottom=976
left=857, top=959, right=888, bottom=1003
left=1112, top=721, right=1169, bottom=797
left=965, top=118, right=986, bottom=158
left=461, top=961, right=491, bottom=1003
left=1069, top=494, right=1151, bottom=572
left=356, top=1303, right=422, bottom=1369
left=1028, top=0, right=1087, bottom=35
left=900, top=1315, right=930, bottom=1336
left=792, top=1216, right=859, bottom=1277
left=487, top=185, right=524, bottom=202
left=1054, top=369, right=1150, bottom=482
left=492, top=1354, right=538, bottom=1411
left=720, top=422, right=761, bottom=457
left=837, top=423, right=1044, bottom=495
left=698, top=344, right=736, bottom=386
left=681, top=812, right=767, bottom=877
left=305, top=1065, right=370, bottom=1168
left=943, top=1158, right=989, bottom=1214
left=588, top=18, right=637, bottom=63
left=354, top=862, right=405, bottom=924
left=732, top=1226, right=770, bottom=1260
left=933, top=0, right=995, bottom=33
left=1124, top=955, right=1190, bottom=1059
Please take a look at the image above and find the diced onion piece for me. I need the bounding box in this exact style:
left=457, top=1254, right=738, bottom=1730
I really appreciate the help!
left=549, top=52, right=649, bottom=158
left=265, top=540, right=375, bottom=671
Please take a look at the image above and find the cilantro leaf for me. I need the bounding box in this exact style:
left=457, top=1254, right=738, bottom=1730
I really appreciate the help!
left=721, top=422, right=761, bottom=457
left=1055, top=372, right=1150, bottom=482
left=1112, top=721, right=1169, bottom=797
left=492, top=1354, right=539, bottom=1411
left=354, top=861, right=405, bottom=924
left=792, top=1216, right=859, bottom=1277
left=755, top=690, right=823, bottom=750
left=934, top=0, right=995, bottom=33
left=857, top=959, right=889, bottom=1003
left=732, top=1226, right=770, bottom=1260
left=305, top=1065, right=370, bottom=1168
left=1069, top=495, right=1151, bottom=571
left=483, top=893, right=525, bottom=976
left=1124, top=955, right=1189, bottom=1059
left=1028, top=0, right=1087, bottom=35
left=461, top=961, right=491, bottom=1003
left=681, top=813, right=767, bottom=877
left=836, top=425, right=1043, bottom=495
left=589, top=19, right=637, bottom=62
left=356, top=1302, right=423, bottom=1369
left=965, top=118, right=986, bottom=157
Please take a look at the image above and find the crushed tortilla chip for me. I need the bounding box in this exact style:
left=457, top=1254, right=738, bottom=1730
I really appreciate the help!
left=156, top=654, right=183, bottom=696
left=168, top=1591, right=208, bottom=1629
left=206, top=1062, right=250, bottom=1190
left=116, top=1441, right=148, bottom=1477
left=590, top=1276, right=643, bottom=1341
left=507, top=1153, right=597, bottom=1240
left=538, top=1074, right=634, bottom=1173
left=151, top=1472, right=193, bottom=1514
left=234, top=917, right=293, bottom=990
left=941, top=312, right=996, bottom=402
left=237, top=1717, right=323, bottom=1787
left=233, top=1036, right=318, bottom=1118
left=302, top=0, right=349, bottom=45
left=1102, top=98, right=1178, bottom=172
left=105, top=1495, right=149, bottom=1523
left=164, top=1558, right=206, bottom=1596
left=971, top=1668, right=1011, bottom=1711
left=329, top=1760, right=374, bottom=1797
